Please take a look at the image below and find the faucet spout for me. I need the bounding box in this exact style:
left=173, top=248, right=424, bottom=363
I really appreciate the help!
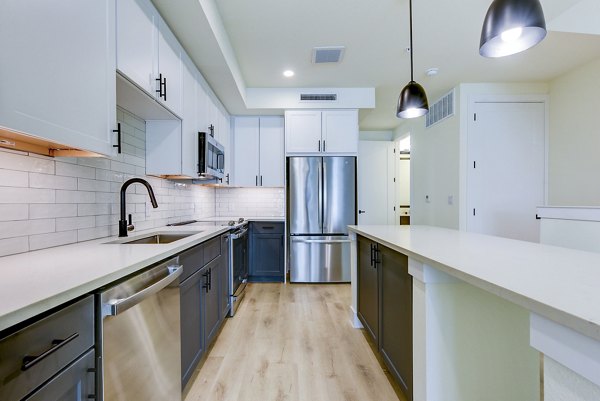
left=119, top=178, right=158, bottom=237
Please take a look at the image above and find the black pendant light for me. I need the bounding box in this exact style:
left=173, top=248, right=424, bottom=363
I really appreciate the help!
left=479, top=0, right=547, bottom=58
left=397, top=0, right=429, bottom=119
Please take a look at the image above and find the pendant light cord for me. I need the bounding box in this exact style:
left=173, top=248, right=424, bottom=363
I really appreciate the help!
left=409, top=0, right=414, bottom=82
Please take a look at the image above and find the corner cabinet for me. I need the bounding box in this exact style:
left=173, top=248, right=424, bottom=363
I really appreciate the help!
left=233, top=117, right=284, bottom=187
left=357, top=235, right=413, bottom=400
left=0, top=0, right=117, bottom=156
left=249, top=222, right=285, bottom=282
left=285, top=110, right=358, bottom=154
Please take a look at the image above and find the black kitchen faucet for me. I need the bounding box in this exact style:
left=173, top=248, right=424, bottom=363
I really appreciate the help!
left=119, top=178, right=158, bottom=237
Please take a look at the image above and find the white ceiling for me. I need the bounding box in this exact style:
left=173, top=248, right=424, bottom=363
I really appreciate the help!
left=155, top=0, right=600, bottom=131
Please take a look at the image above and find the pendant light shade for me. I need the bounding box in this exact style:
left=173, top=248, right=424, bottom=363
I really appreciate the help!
left=397, top=0, right=429, bottom=119
left=397, top=81, right=429, bottom=118
left=479, top=0, right=546, bottom=58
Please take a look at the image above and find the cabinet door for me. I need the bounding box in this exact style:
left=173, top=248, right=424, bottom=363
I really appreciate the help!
left=0, top=0, right=116, bottom=156
left=322, top=110, right=359, bottom=153
left=181, top=54, right=198, bottom=177
left=233, top=117, right=260, bottom=186
left=180, top=269, right=205, bottom=388
left=380, top=245, right=412, bottom=400
left=250, top=233, right=284, bottom=281
left=285, top=110, right=322, bottom=153
left=259, top=117, right=285, bottom=187
left=204, top=259, right=221, bottom=346
left=157, top=17, right=183, bottom=116
left=357, top=236, right=379, bottom=343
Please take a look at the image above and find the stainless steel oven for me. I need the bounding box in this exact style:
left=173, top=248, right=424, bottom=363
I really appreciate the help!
left=197, top=132, right=224, bottom=180
left=229, top=223, right=248, bottom=316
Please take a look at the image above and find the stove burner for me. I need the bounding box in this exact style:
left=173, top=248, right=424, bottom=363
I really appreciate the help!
left=227, top=220, right=235, bottom=226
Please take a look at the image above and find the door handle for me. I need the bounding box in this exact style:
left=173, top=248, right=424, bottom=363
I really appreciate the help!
left=112, top=123, right=122, bottom=154
left=359, top=210, right=366, bottom=214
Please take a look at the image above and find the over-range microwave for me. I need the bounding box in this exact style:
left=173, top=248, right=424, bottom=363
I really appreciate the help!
left=198, top=132, right=224, bottom=180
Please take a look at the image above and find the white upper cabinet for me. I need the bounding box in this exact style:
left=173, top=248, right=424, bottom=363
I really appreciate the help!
left=321, top=110, right=359, bottom=153
left=116, top=0, right=157, bottom=94
left=233, top=117, right=284, bottom=187
left=157, top=17, right=183, bottom=116
left=0, top=0, right=117, bottom=156
left=116, top=0, right=183, bottom=117
left=259, top=117, right=285, bottom=187
left=218, top=109, right=232, bottom=185
left=285, top=110, right=358, bottom=154
left=285, top=110, right=322, bottom=153
left=233, top=117, right=260, bottom=187
left=180, top=54, right=198, bottom=177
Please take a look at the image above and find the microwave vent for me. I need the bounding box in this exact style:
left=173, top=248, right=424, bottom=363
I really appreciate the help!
left=300, top=94, right=338, bottom=101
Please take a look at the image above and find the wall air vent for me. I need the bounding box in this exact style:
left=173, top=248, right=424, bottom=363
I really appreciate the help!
left=300, top=94, right=338, bottom=101
left=312, top=46, right=345, bottom=64
left=426, top=89, right=455, bottom=128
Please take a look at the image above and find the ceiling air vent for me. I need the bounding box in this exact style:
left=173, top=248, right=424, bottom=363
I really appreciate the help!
left=312, top=46, right=345, bottom=64
left=300, top=93, right=338, bottom=101
left=425, top=89, right=455, bottom=128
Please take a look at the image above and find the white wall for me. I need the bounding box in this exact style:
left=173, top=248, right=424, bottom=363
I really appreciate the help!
left=0, top=107, right=216, bottom=256
left=548, top=57, right=600, bottom=206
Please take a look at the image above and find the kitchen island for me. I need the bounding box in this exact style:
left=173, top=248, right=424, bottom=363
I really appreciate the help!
left=348, top=225, right=600, bottom=401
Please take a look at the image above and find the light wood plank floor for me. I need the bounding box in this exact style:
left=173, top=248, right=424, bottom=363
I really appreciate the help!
left=184, top=283, right=404, bottom=401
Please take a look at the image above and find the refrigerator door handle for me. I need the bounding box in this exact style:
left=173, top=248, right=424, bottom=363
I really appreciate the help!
left=291, top=238, right=352, bottom=244
left=318, top=160, right=323, bottom=230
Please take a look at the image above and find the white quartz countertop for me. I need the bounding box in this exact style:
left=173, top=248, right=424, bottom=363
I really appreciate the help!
left=0, top=225, right=229, bottom=332
left=349, top=225, right=600, bottom=342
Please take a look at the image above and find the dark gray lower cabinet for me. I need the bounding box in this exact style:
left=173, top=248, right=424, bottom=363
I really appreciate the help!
left=180, top=233, right=230, bottom=389
left=357, top=235, right=413, bottom=400
left=380, top=245, right=413, bottom=401
left=249, top=222, right=284, bottom=282
left=357, top=235, right=379, bottom=342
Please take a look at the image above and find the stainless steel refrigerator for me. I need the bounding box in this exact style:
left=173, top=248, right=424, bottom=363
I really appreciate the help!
left=287, top=156, right=356, bottom=282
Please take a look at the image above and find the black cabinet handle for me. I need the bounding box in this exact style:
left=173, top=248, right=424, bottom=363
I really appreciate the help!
left=358, top=210, right=366, bottom=214
left=255, top=176, right=258, bottom=186
left=323, top=140, right=326, bottom=152
left=22, top=333, right=79, bottom=371
left=374, top=246, right=381, bottom=266
left=318, top=140, right=321, bottom=152
left=155, top=73, right=166, bottom=101
left=370, top=243, right=374, bottom=267
left=112, top=123, right=121, bottom=154
left=262, top=226, right=274, bottom=230
left=208, top=268, right=212, bottom=290
left=202, top=272, right=209, bottom=293
left=260, top=176, right=263, bottom=186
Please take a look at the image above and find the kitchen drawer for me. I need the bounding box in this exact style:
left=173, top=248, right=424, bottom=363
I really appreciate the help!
left=179, top=243, right=204, bottom=281
left=202, top=235, right=221, bottom=265
left=252, top=221, right=284, bottom=234
left=0, top=296, right=94, bottom=401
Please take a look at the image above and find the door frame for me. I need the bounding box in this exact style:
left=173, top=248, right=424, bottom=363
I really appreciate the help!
left=459, top=94, right=549, bottom=231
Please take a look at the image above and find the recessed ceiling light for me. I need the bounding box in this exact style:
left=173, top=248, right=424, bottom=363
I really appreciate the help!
left=283, top=70, right=294, bottom=77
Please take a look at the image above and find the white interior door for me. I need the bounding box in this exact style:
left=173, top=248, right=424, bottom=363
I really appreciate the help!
left=358, top=141, right=393, bottom=224
left=467, top=102, right=546, bottom=242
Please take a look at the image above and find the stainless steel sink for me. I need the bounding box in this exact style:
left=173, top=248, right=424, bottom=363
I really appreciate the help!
left=106, top=232, right=198, bottom=245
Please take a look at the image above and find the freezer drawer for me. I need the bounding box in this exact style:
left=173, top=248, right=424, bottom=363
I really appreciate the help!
left=290, top=236, right=351, bottom=283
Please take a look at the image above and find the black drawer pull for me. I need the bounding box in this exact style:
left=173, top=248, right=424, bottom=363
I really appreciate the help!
left=261, top=226, right=274, bottom=230
left=21, top=333, right=79, bottom=371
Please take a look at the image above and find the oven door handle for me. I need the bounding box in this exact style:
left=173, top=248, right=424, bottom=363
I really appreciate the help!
left=230, top=228, right=248, bottom=239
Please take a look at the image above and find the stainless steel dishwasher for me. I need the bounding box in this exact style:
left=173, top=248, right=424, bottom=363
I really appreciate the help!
left=97, top=257, right=183, bottom=401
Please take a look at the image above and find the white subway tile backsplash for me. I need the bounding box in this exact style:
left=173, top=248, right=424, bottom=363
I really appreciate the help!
left=29, top=204, right=77, bottom=219
left=0, top=219, right=55, bottom=239
left=215, top=187, right=284, bottom=217
left=30, top=173, right=77, bottom=190
left=78, top=178, right=110, bottom=192
left=78, top=203, right=111, bottom=216
left=77, top=157, right=111, bottom=170
left=78, top=225, right=112, bottom=242
left=0, top=150, right=54, bottom=174
left=56, top=190, right=95, bottom=204
left=96, top=169, right=124, bottom=183
left=55, top=161, right=95, bottom=179
left=0, top=236, right=29, bottom=257
left=0, top=187, right=55, bottom=204
left=0, top=204, right=29, bottom=221
left=0, top=169, right=28, bottom=187
left=56, top=216, right=95, bottom=231
left=29, top=230, right=77, bottom=251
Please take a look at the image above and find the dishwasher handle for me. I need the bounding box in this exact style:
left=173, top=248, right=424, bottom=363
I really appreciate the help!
left=104, top=264, right=183, bottom=316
